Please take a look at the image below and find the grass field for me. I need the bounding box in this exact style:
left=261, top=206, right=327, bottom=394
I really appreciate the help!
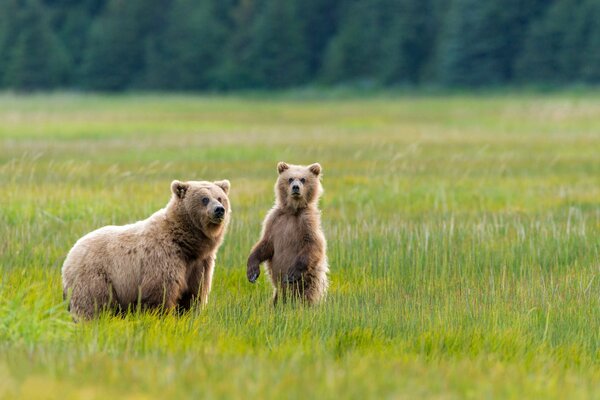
left=0, top=92, right=599, bottom=399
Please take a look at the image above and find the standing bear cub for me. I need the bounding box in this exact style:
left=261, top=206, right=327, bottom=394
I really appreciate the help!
left=62, top=179, right=231, bottom=320
left=247, top=162, right=328, bottom=304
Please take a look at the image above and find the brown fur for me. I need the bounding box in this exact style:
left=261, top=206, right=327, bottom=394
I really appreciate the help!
left=62, top=180, right=231, bottom=320
left=247, top=162, right=328, bottom=304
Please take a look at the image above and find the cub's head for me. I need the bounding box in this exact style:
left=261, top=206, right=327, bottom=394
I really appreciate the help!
left=170, top=179, right=231, bottom=234
left=275, top=162, right=322, bottom=210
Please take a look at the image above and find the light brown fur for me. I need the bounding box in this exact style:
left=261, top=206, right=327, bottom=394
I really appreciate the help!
left=247, top=162, right=328, bottom=305
left=62, top=180, right=231, bottom=320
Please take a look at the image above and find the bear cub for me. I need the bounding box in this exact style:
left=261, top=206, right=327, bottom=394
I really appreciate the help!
left=62, top=179, right=231, bottom=320
left=247, top=162, right=329, bottom=304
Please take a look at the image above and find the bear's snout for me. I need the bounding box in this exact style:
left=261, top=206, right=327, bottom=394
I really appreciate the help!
left=214, top=206, right=225, bottom=218
left=291, top=183, right=302, bottom=198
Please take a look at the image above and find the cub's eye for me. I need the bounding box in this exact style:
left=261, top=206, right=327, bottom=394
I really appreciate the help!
left=202, top=197, right=209, bottom=206
left=300, top=178, right=306, bottom=184
left=288, top=178, right=293, bottom=184
left=217, top=197, right=222, bottom=203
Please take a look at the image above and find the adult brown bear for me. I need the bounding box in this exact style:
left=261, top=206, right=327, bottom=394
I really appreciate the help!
left=62, top=180, right=231, bottom=320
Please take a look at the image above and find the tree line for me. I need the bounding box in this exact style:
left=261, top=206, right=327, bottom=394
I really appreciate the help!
left=0, top=0, right=599, bottom=91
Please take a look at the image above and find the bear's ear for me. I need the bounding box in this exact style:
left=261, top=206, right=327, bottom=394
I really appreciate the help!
left=171, top=180, right=189, bottom=199
left=308, top=163, right=321, bottom=176
left=214, top=180, right=230, bottom=194
left=277, top=161, right=290, bottom=174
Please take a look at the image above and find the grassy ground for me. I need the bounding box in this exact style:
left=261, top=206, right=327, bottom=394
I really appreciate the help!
left=0, top=92, right=599, bottom=399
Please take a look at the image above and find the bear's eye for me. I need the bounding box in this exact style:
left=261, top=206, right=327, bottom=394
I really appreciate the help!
left=217, top=197, right=222, bottom=203
left=202, top=197, right=209, bottom=206
left=300, top=178, right=306, bottom=184
left=288, top=178, right=293, bottom=184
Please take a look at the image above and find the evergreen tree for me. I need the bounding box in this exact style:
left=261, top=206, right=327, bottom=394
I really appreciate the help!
left=558, top=0, right=590, bottom=81
left=379, top=0, right=440, bottom=84
left=4, top=0, right=71, bottom=90
left=145, top=0, right=229, bottom=90
left=0, top=0, right=597, bottom=90
left=245, top=0, right=309, bottom=88
left=514, top=11, right=562, bottom=83
left=298, top=0, right=342, bottom=78
left=516, top=0, right=593, bottom=84
left=218, top=0, right=260, bottom=89
left=0, top=0, right=19, bottom=86
left=320, top=0, right=391, bottom=84
left=581, top=0, right=600, bottom=82
left=81, top=0, right=169, bottom=90
left=438, top=0, right=547, bottom=86
left=47, top=0, right=107, bottom=85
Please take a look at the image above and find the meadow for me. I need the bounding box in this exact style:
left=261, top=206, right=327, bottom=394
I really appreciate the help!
left=0, top=92, right=599, bottom=399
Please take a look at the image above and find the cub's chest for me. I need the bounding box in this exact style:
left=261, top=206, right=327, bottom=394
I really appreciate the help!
left=271, top=214, right=305, bottom=250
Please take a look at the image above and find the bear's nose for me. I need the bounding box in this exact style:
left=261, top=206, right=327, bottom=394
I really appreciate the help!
left=292, top=184, right=300, bottom=192
left=214, top=206, right=225, bottom=217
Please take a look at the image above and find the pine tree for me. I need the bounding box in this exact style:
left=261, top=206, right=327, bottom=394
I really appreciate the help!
left=516, top=0, right=592, bottom=84
left=217, top=0, right=260, bottom=89
left=558, top=0, right=589, bottom=81
left=580, top=0, right=600, bottom=82
left=438, top=0, right=548, bottom=86
left=145, top=0, right=229, bottom=90
left=5, top=0, right=71, bottom=91
left=0, top=0, right=19, bottom=86
left=320, top=0, right=390, bottom=84
left=81, top=0, right=170, bottom=90
left=245, top=0, right=309, bottom=88
left=298, top=0, right=342, bottom=78
left=379, top=0, right=440, bottom=85
left=0, top=0, right=596, bottom=90
left=47, top=0, right=108, bottom=85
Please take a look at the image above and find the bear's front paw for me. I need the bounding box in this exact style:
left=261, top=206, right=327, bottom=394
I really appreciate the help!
left=247, top=262, right=260, bottom=283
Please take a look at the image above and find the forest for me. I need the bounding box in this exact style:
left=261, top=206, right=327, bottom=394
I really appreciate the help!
left=0, top=0, right=599, bottom=91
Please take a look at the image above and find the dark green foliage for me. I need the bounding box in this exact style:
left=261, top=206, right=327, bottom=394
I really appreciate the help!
left=516, top=0, right=600, bottom=84
left=320, top=0, right=390, bottom=84
left=379, top=0, right=442, bottom=84
left=438, top=0, right=547, bottom=86
left=299, top=0, right=342, bottom=76
left=144, top=0, right=229, bottom=90
left=47, top=0, right=107, bottom=81
left=217, top=0, right=260, bottom=89
left=580, top=1, right=600, bottom=82
left=0, top=0, right=598, bottom=90
left=0, top=1, right=19, bottom=83
left=81, top=0, right=169, bottom=90
left=245, top=0, right=309, bottom=88
left=3, top=0, right=70, bottom=90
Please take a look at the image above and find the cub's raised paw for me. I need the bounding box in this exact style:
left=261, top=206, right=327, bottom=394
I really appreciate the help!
left=247, top=263, right=260, bottom=283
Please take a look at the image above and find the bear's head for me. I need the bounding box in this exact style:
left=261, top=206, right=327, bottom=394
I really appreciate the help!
left=170, top=179, right=231, bottom=235
left=275, top=162, right=322, bottom=211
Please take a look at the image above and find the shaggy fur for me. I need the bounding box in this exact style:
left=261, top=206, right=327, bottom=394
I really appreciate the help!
left=62, top=180, right=231, bottom=320
left=247, top=162, right=328, bottom=304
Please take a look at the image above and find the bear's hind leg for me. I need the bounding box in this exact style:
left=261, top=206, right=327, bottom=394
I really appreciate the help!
left=139, top=268, right=186, bottom=313
left=68, top=270, right=117, bottom=320
left=302, top=273, right=328, bottom=305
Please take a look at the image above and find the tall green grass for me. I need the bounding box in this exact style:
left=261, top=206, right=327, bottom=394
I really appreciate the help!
left=1, top=93, right=599, bottom=399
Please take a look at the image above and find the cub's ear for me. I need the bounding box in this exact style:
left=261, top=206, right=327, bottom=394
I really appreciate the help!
left=214, top=179, right=230, bottom=194
left=171, top=180, right=189, bottom=199
left=308, top=163, right=321, bottom=176
left=277, top=161, right=289, bottom=174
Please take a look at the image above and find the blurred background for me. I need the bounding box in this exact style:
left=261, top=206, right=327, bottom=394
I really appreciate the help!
left=2, top=1, right=600, bottom=398
left=1, top=0, right=599, bottom=92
